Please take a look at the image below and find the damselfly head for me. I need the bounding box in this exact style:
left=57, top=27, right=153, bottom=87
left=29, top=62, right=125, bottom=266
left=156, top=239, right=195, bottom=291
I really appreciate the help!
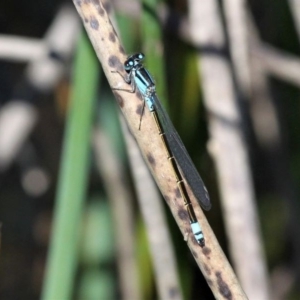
left=124, top=53, right=145, bottom=72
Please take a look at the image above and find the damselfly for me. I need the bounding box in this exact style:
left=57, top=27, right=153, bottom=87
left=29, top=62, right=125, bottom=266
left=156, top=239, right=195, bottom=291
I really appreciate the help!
left=112, top=53, right=211, bottom=246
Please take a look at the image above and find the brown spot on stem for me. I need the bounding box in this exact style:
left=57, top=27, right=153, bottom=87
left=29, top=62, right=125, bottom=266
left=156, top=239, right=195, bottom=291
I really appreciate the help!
left=174, top=187, right=181, bottom=199
left=202, top=246, right=211, bottom=258
left=216, top=272, right=232, bottom=300
left=147, top=153, right=156, bottom=166
left=136, top=104, right=144, bottom=116
left=203, top=263, right=211, bottom=276
left=108, top=55, right=123, bottom=72
left=90, top=16, right=99, bottom=30
left=136, top=90, right=143, bottom=100
left=109, top=32, right=116, bottom=43
left=113, top=92, right=124, bottom=108
left=178, top=209, right=188, bottom=221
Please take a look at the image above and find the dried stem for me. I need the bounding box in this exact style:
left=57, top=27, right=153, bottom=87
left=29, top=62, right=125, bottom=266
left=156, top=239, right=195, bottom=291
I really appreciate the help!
left=223, top=1, right=270, bottom=298
left=188, top=0, right=267, bottom=298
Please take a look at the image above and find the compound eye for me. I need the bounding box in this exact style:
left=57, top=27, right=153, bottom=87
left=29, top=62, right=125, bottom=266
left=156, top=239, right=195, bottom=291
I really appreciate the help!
left=124, top=59, right=134, bottom=70
left=138, top=53, right=144, bottom=60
